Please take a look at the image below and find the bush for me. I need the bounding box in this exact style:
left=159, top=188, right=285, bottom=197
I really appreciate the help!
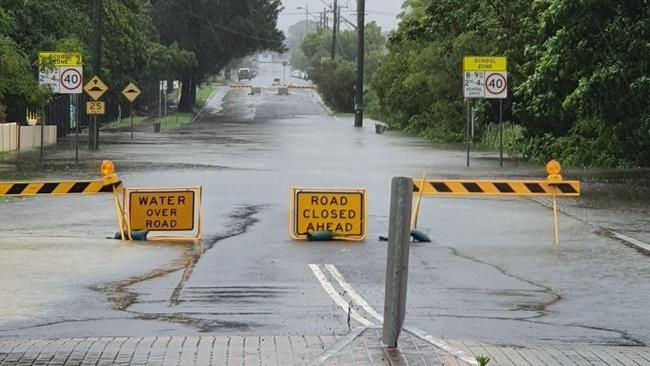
left=310, top=59, right=355, bottom=112
left=481, top=122, right=525, bottom=158
left=521, top=118, right=623, bottom=167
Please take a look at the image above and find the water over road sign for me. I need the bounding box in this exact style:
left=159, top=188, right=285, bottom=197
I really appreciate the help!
left=290, top=187, right=367, bottom=241
left=129, top=190, right=195, bottom=231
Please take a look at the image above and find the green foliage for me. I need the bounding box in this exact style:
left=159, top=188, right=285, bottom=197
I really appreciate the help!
left=476, top=355, right=491, bottom=366
left=299, top=23, right=386, bottom=113
left=310, top=60, right=356, bottom=112
left=482, top=123, right=525, bottom=158
left=368, top=0, right=650, bottom=167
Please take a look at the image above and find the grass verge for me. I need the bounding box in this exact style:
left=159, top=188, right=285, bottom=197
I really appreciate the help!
left=196, top=83, right=218, bottom=107
left=105, top=115, right=149, bottom=130
left=160, top=112, right=193, bottom=129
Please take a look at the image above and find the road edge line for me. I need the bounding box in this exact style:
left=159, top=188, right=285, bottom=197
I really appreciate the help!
left=607, top=230, right=650, bottom=255
left=530, top=197, right=650, bottom=256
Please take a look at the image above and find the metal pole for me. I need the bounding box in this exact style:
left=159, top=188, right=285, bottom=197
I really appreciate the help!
left=130, top=102, right=134, bottom=140
left=331, top=0, right=337, bottom=59
left=466, top=100, right=471, bottom=167
left=383, top=177, right=413, bottom=348
left=305, top=4, right=309, bottom=36
left=92, top=0, right=102, bottom=152
left=157, top=80, right=162, bottom=132
left=354, top=0, right=365, bottom=128
left=74, top=94, right=79, bottom=163
left=40, top=110, right=45, bottom=160
left=93, top=115, right=97, bottom=151
left=499, top=99, right=503, bottom=167
left=553, top=194, right=559, bottom=245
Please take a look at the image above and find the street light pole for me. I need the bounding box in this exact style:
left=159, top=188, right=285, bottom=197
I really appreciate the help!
left=331, top=0, right=337, bottom=59
left=354, top=0, right=365, bottom=127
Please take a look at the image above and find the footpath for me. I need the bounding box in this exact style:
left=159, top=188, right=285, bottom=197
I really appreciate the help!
left=2, top=327, right=650, bottom=365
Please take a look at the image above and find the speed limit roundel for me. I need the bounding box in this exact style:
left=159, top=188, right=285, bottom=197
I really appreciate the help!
left=485, top=72, right=507, bottom=98
left=60, top=67, right=83, bottom=94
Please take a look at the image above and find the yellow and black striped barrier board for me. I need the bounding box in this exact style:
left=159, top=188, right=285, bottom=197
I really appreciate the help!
left=229, top=84, right=253, bottom=88
left=413, top=179, right=580, bottom=197
left=0, top=175, right=123, bottom=196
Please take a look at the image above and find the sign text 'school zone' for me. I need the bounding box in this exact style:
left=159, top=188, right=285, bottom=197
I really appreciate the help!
left=129, top=191, right=195, bottom=231
left=290, top=188, right=367, bottom=241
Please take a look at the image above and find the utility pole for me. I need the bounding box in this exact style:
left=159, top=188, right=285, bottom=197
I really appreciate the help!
left=90, top=0, right=102, bottom=152
left=331, top=0, right=337, bottom=60
left=305, top=4, right=309, bottom=36
left=354, top=0, right=365, bottom=128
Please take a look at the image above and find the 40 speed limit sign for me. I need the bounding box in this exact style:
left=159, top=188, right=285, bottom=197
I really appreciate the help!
left=60, top=67, right=83, bottom=93
left=484, top=72, right=507, bottom=98
left=463, top=56, right=507, bottom=99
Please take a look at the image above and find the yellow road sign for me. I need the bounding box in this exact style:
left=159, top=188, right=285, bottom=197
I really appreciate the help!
left=86, top=101, right=105, bottom=115
left=463, top=56, right=507, bottom=72
left=128, top=189, right=196, bottom=231
left=413, top=179, right=580, bottom=196
left=290, top=187, right=367, bottom=241
left=122, top=82, right=141, bottom=102
left=38, top=52, right=82, bottom=67
left=84, top=76, right=108, bottom=100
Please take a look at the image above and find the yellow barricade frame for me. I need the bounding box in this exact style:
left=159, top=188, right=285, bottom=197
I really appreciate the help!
left=120, top=186, right=204, bottom=242
left=289, top=186, right=368, bottom=241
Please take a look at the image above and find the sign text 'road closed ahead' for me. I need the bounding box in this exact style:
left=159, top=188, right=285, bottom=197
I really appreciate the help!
left=129, top=190, right=195, bottom=231
left=290, top=187, right=367, bottom=241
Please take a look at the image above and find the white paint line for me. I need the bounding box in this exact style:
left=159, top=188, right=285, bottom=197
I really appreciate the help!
left=308, top=264, right=374, bottom=326
left=325, top=264, right=384, bottom=323
left=610, top=231, right=650, bottom=253
left=409, top=328, right=479, bottom=366
left=322, top=264, right=477, bottom=366
left=309, top=326, right=368, bottom=366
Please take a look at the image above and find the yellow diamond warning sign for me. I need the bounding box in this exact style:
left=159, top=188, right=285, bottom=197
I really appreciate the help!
left=128, top=189, right=195, bottom=231
left=290, top=187, right=367, bottom=241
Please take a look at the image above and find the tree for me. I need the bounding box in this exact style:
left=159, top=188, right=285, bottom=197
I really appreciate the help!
left=153, top=0, right=285, bottom=112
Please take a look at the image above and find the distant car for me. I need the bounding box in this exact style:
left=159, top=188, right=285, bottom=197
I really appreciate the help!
left=238, top=68, right=251, bottom=81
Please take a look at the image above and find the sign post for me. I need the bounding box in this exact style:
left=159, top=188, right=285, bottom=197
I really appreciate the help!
left=38, top=52, right=83, bottom=160
left=122, top=83, right=141, bottom=140
left=463, top=56, right=508, bottom=167
left=83, top=76, right=109, bottom=152
left=289, top=187, right=367, bottom=241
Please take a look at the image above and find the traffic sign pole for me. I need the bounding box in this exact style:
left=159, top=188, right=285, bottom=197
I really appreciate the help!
left=466, top=100, right=471, bottom=167
left=130, top=103, right=134, bottom=140
left=499, top=100, right=503, bottom=167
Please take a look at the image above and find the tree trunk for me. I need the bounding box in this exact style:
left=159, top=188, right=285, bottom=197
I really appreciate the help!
left=178, top=74, right=194, bottom=113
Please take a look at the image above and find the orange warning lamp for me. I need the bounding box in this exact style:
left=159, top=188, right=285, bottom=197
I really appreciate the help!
left=100, top=160, right=116, bottom=176
left=546, top=159, right=562, bottom=182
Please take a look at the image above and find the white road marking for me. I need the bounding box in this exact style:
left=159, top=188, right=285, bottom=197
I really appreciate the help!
left=313, top=263, right=478, bottom=366
left=610, top=231, right=650, bottom=253
left=308, top=264, right=373, bottom=326
left=325, top=264, right=384, bottom=322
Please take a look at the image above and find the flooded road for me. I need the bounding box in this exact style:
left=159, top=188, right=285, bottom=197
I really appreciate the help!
left=0, top=62, right=649, bottom=347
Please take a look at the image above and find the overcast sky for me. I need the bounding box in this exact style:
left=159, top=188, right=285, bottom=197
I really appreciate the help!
left=278, top=0, right=404, bottom=33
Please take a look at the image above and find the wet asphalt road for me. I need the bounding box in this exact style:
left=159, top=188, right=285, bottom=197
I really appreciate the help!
left=0, top=62, right=649, bottom=347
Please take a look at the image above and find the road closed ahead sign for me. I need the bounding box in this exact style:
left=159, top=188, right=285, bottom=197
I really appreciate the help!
left=129, top=189, right=195, bottom=231
left=290, top=187, right=367, bottom=241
